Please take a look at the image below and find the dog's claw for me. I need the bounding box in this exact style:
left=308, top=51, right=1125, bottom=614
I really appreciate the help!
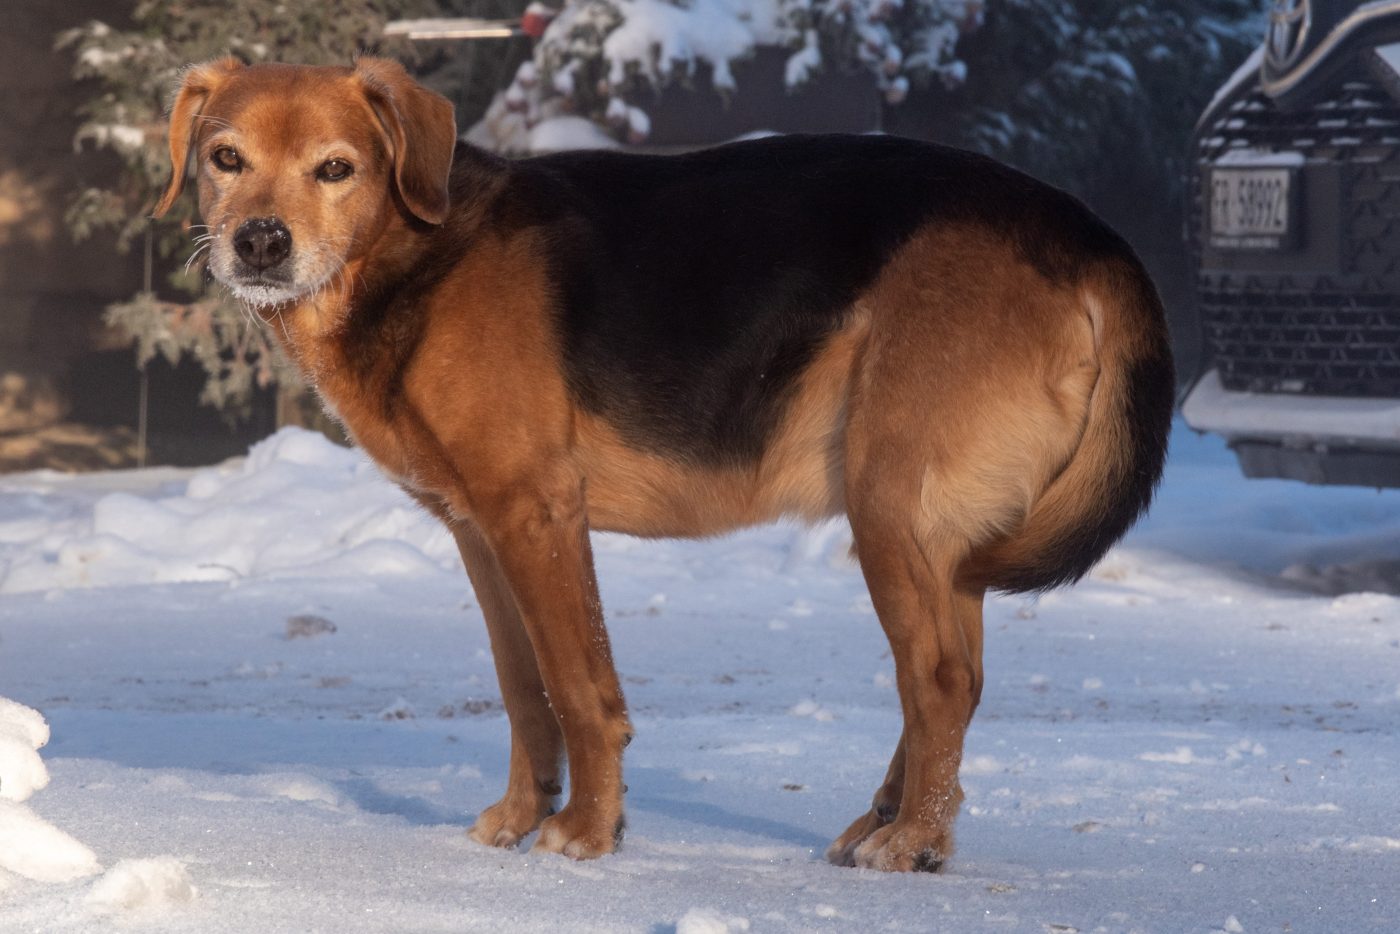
left=490, top=828, right=524, bottom=848
left=826, top=807, right=884, bottom=867
left=912, top=850, right=944, bottom=873
left=531, top=805, right=623, bottom=860
left=469, top=791, right=554, bottom=849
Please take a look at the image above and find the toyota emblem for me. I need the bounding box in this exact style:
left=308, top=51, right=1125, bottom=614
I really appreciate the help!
left=1266, top=0, right=1311, bottom=72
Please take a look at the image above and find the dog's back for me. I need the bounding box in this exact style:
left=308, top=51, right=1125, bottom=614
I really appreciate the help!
left=444, top=134, right=1175, bottom=594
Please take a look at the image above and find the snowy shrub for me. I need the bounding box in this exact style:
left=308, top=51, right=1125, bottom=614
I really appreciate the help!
left=945, top=0, right=1261, bottom=210
left=0, top=697, right=102, bottom=884
left=470, top=0, right=985, bottom=151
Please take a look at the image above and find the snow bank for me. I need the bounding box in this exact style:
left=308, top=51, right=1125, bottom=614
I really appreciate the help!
left=87, top=857, right=197, bottom=915
left=0, top=696, right=49, bottom=802
left=0, top=428, right=456, bottom=593
left=7, top=422, right=1400, bottom=598
left=0, top=802, right=102, bottom=884
left=0, top=697, right=101, bottom=883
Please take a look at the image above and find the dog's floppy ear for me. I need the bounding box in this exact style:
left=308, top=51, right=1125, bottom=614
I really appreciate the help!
left=153, top=57, right=245, bottom=218
left=354, top=56, right=457, bottom=226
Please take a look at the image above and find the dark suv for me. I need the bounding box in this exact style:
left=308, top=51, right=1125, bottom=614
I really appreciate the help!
left=1184, top=0, right=1400, bottom=487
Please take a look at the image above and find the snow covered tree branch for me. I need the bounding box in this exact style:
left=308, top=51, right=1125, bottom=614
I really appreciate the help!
left=470, top=0, right=984, bottom=151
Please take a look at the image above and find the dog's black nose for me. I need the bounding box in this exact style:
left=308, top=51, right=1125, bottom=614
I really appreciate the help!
left=232, top=217, right=292, bottom=271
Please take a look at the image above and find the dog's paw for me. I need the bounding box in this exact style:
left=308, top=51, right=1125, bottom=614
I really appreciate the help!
left=530, top=806, right=624, bottom=860
left=468, top=792, right=552, bottom=849
left=849, top=821, right=953, bottom=873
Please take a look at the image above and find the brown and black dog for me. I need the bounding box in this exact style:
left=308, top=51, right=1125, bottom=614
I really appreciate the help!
left=155, top=56, right=1173, bottom=872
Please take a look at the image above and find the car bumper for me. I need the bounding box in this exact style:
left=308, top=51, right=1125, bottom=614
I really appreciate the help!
left=1181, top=369, right=1400, bottom=487
left=1182, top=369, right=1400, bottom=447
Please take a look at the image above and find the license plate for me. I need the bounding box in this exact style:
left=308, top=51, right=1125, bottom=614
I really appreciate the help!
left=1209, top=168, right=1295, bottom=249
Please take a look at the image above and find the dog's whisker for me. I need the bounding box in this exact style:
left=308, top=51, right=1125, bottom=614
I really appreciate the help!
left=232, top=298, right=256, bottom=329
left=193, top=115, right=234, bottom=131
left=183, top=243, right=211, bottom=275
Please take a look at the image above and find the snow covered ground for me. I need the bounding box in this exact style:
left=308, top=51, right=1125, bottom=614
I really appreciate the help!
left=0, top=422, right=1397, bottom=932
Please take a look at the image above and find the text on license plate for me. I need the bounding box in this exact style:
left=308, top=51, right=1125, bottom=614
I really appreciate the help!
left=1210, top=168, right=1292, bottom=243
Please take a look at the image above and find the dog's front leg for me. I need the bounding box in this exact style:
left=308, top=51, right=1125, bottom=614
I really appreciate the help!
left=474, top=468, right=631, bottom=859
left=452, top=522, right=565, bottom=848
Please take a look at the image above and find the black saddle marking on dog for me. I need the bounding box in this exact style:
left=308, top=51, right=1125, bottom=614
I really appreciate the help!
left=495, top=134, right=1131, bottom=466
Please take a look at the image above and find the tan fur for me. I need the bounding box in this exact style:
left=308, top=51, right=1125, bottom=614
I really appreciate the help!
left=577, top=306, right=868, bottom=536
left=155, top=58, right=1167, bottom=872
left=961, top=258, right=1161, bottom=591
left=859, top=227, right=1100, bottom=550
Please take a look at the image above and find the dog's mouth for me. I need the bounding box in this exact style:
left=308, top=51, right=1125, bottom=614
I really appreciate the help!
left=213, top=262, right=301, bottom=307
left=210, top=244, right=339, bottom=310
left=209, top=216, right=330, bottom=309
left=226, top=274, right=304, bottom=308
left=232, top=262, right=294, bottom=285
left=217, top=262, right=341, bottom=311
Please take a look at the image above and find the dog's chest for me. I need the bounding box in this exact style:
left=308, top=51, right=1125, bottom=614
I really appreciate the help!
left=284, top=334, right=415, bottom=490
left=321, top=384, right=409, bottom=479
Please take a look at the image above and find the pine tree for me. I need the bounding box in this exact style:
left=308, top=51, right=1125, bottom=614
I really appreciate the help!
left=469, top=0, right=1261, bottom=234
left=940, top=0, right=1261, bottom=216
left=912, top=0, right=1262, bottom=320
left=470, top=0, right=986, bottom=152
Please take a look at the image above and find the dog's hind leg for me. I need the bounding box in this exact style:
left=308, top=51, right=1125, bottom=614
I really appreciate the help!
left=453, top=522, right=565, bottom=848
left=830, top=228, right=1071, bottom=869
left=844, top=499, right=985, bottom=871
left=826, top=575, right=986, bottom=867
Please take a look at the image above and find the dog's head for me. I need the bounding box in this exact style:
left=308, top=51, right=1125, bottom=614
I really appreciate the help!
left=154, top=57, right=456, bottom=308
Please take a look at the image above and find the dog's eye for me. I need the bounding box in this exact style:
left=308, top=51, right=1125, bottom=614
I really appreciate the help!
left=211, top=147, right=241, bottom=172
left=317, top=159, right=354, bottom=182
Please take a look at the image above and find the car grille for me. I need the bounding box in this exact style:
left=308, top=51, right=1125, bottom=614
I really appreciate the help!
left=1193, top=70, right=1400, bottom=397
left=1198, top=280, right=1400, bottom=395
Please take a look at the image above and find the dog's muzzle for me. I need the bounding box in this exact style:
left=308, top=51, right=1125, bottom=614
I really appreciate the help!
left=232, top=217, right=292, bottom=273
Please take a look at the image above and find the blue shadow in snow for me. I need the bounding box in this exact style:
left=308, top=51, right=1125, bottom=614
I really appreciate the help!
left=333, top=775, right=467, bottom=827
left=627, top=791, right=830, bottom=852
